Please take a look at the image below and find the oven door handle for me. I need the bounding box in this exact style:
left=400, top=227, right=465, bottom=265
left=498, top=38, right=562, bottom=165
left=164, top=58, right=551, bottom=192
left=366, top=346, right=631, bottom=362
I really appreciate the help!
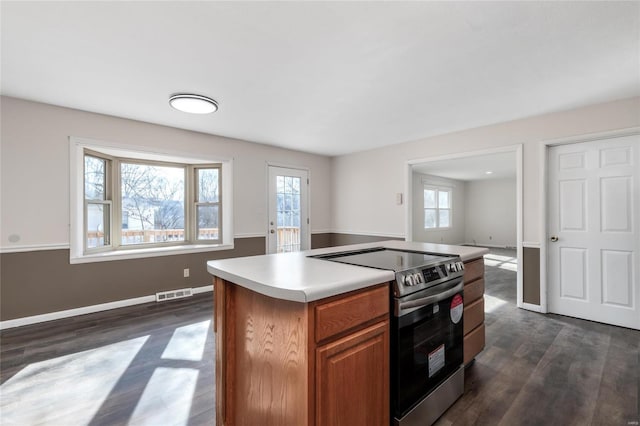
left=397, top=281, right=463, bottom=316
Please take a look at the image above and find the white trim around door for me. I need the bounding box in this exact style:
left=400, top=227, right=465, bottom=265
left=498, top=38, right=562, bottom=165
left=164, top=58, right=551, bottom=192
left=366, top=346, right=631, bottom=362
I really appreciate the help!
left=539, top=127, right=640, bottom=327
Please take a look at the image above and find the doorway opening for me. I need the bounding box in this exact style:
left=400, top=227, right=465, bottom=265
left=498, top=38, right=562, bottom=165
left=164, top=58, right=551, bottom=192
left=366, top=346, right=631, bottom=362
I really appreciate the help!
left=405, top=145, right=525, bottom=309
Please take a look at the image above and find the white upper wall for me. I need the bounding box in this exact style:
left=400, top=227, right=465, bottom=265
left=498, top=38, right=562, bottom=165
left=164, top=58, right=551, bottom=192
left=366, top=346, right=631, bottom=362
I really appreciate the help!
left=464, top=178, right=517, bottom=247
left=331, top=96, right=640, bottom=244
left=0, top=97, right=332, bottom=249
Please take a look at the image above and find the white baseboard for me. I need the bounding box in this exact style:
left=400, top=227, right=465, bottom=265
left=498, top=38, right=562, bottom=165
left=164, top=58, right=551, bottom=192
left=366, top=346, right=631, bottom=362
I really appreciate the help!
left=331, top=230, right=406, bottom=238
left=0, top=285, right=214, bottom=330
left=519, top=302, right=543, bottom=313
left=522, top=241, right=541, bottom=249
left=463, top=242, right=515, bottom=249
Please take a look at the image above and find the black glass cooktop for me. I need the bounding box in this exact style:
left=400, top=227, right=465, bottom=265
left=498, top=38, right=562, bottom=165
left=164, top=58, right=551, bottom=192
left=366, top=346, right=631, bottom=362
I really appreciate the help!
left=315, top=248, right=450, bottom=272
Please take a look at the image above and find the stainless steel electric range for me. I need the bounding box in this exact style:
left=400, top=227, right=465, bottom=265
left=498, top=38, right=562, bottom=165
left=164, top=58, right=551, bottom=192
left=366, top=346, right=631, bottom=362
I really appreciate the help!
left=314, top=247, right=465, bottom=426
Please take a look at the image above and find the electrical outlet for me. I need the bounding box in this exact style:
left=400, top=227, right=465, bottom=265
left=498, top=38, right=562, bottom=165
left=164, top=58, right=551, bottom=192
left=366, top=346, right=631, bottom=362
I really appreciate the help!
left=183, top=268, right=190, bottom=278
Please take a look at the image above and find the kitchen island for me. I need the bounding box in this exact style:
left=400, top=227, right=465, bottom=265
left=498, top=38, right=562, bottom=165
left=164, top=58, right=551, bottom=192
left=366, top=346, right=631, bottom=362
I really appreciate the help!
left=207, top=241, right=488, bottom=426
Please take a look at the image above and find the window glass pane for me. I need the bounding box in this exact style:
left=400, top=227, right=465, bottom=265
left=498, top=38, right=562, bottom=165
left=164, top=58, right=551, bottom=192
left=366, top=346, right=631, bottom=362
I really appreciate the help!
left=120, top=163, right=185, bottom=245
left=198, top=168, right=219, bottom=202
left=197, top=205, right=219, bottom=240
left=439, top=190, right=450, bottom=208
left=285, top=176, right=293, bottom=194
left=424, top=209, right=436, bottom=228
left=277, top=176, right=284, bottom=193
left=84, top=155, right=105, bottom=200
left=292, top=177, right=300, bottom=194
left=424, top=189, right=436, bottom=208
left=86, top=203, right=110, bottom=248
left=439, top=209, right=450, bottom=227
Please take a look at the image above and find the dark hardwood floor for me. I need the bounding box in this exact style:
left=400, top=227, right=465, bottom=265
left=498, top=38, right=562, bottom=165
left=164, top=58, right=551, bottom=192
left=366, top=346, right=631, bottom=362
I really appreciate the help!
left=0, top=294, right=215, bottom=425
left=1, top=250, right=638, bottom=425
left=438, top=249, right=639, bottom=426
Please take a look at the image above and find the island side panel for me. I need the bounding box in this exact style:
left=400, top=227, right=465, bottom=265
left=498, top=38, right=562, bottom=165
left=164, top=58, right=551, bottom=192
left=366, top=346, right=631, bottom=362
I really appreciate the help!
left=226, top=282, right=310, bottom=425
left=214, top=277, right=227, bottom=425
left=463, top=256, right=486, bottom=365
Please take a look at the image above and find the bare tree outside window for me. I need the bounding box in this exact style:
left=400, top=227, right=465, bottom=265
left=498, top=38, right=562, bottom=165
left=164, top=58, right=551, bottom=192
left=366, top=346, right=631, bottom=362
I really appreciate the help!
left=82, top=148, right=223, bottom=253
left=120, top=162, right=185, bottom=245
left=195, top=167, right=220, bottom=240
left=84, top=155, right=111, bottom=249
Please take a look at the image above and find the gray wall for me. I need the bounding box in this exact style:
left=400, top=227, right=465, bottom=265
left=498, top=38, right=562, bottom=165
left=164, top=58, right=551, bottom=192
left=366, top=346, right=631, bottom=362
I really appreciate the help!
left=0, top=97, right=333, bottom=321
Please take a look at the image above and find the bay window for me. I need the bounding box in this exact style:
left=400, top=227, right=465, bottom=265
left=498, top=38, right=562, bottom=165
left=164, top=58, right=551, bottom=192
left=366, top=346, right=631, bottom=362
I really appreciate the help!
left=80, top=147, right=223, bottom=255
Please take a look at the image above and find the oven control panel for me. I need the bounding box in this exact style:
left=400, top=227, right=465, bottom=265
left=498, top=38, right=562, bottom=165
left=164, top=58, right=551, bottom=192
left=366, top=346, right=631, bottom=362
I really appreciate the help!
left=395, top=258, right=464, bottom=296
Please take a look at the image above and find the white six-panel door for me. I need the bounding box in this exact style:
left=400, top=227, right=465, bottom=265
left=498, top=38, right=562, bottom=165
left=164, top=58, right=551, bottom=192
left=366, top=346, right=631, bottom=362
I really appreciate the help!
left=548, top=135, right=639, bottom=330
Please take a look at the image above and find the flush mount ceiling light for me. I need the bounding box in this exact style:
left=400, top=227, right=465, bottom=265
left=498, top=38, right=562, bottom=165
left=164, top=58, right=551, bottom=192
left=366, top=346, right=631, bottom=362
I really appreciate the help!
left=169, top=94, right=218, bottom=114
left=485, top=171, right=494, bottom=175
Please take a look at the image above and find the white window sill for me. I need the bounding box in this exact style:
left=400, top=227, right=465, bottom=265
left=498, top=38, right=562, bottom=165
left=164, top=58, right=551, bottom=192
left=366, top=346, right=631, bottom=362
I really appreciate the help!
left=70, top=243, right=234, bottom=264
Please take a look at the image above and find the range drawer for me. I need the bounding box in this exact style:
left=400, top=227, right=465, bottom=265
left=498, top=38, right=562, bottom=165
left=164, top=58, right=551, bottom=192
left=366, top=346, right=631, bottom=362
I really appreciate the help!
left=464, top=278, right=484, bottom=305
left=464, top=323, right=485, bottom=365
left=463, top=258, right=484, bottom=284
left=463, top=297, right=484, bottom=335
left=314, top=284, right=389, bottom=343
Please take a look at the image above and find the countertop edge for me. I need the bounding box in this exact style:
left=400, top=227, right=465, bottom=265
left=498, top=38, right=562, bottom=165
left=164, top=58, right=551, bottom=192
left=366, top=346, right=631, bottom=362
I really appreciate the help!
left=207, top=242, right=489, bottom=303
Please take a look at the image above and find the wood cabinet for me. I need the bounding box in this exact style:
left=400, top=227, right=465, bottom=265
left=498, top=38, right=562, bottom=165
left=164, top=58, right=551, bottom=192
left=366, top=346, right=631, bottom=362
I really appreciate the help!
left=462, top=257, right=486, bottom=365
left=214, top=277, right=390, bottom=426
left=316, top=321, right=389, bottom=426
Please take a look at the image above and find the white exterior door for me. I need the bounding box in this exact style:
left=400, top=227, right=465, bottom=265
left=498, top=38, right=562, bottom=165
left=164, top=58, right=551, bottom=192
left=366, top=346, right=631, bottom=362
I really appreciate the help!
left=267, top=166, right=309, bottom=254
left=548, top=135, right=639, bottom=330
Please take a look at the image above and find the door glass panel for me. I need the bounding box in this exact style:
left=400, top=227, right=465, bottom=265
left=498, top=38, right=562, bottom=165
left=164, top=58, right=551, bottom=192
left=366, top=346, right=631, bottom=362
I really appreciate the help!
left=276, top=175, right=301, bottom=252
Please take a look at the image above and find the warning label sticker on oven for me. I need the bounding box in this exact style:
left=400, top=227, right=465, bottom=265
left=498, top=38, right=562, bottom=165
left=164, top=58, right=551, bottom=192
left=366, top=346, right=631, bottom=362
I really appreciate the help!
left=428, top=344, right=445, bottom=377
left=450, top=294, right=463, bottom=324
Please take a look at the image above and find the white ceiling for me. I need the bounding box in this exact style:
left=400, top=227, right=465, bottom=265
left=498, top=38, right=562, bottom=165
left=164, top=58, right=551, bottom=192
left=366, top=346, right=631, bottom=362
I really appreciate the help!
left=1, top=2, right=638, bottom=156
left=412, top=151, right=516, bottom=181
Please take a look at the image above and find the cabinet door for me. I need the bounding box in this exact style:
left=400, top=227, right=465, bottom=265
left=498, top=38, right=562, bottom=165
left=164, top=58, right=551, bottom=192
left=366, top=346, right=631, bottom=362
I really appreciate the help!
left=316, top=320, right=389, bottom=426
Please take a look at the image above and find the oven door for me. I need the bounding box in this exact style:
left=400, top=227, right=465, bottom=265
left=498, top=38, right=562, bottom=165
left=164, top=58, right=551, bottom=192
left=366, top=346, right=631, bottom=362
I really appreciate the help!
left=391, top=278, right=464, bottom=419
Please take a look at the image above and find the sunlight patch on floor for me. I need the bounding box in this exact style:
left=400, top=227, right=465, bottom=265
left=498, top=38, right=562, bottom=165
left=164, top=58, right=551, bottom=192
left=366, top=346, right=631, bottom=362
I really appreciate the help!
left=161, top=320, right=211, bottom=362
left=129, top=367, right=199, bottom=426
left=484, top=294, right=508, bottom=313
left=0, top=336, right=148, bottom=425
left=484, top=254, right=518, bottom=272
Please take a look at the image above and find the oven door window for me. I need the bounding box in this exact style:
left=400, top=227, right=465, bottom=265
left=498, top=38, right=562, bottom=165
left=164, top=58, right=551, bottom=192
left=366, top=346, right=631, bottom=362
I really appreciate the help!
left=393, top=294, right=463, bottom=417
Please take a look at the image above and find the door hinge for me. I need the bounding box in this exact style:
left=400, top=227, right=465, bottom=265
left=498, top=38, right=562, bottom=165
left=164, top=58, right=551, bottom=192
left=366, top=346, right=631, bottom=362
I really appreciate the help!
left=307, top=218, right=310, bottom=224
left=307, top=178, right=309, bottom=185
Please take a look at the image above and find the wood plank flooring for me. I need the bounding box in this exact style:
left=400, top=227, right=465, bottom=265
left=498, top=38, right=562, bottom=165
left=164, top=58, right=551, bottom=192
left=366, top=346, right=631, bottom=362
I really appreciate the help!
left=1, top=294, right=215, bottom=425
left=1, top=249, right=638, bottom=425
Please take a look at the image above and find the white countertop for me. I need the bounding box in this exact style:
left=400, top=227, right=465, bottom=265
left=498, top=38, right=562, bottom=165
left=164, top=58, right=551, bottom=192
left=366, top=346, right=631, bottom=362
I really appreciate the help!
left=207, top=241, right=488, bottom=303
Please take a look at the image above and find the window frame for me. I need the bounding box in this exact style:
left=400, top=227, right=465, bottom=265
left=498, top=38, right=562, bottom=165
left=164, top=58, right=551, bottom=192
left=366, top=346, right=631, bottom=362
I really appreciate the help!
left=423, top=185, right=453, bottom=230
left=83, top=150, right=113, bottom=253
left=192, top=165, right=222, bottom=243
left=70, top=137, right=233, bottom=264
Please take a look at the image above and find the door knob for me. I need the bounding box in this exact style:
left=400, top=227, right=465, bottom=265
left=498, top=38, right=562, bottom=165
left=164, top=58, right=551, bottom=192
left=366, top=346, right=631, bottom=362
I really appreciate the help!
left=550, top=235, right=559, bottom=242
left=270, top=229, right=275, bottom=234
